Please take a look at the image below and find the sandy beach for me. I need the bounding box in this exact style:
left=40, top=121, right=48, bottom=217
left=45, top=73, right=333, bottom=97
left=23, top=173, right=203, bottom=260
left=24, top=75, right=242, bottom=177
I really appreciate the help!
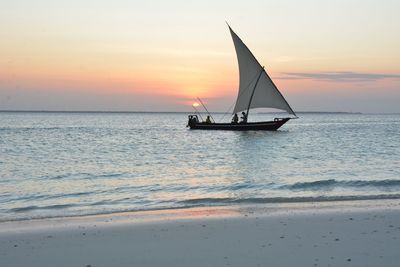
left=1, top=200, right=400, bottom=267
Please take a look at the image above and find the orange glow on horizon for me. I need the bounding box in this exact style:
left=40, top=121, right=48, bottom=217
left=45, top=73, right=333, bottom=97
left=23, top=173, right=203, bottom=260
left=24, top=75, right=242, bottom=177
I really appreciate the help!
left=0, top=57, right=238, bottom=100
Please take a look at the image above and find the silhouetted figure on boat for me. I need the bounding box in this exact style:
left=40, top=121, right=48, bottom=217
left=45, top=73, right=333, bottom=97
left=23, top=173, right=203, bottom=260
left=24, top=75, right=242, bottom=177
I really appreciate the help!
left=205, top=116, right=212, bottom=123
left=240, top=112, right=247, bottom=123
left=232, top=113, right=239, bottom=124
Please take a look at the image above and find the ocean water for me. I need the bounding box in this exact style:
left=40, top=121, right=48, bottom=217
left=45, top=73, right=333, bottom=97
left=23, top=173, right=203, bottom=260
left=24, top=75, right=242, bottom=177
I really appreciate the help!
left=0, top=112, right=399, bottom=222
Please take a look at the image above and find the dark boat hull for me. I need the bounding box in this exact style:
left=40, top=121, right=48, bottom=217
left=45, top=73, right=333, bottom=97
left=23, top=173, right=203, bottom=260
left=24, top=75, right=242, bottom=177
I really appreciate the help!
left=188, top=118, right=291, bottom=131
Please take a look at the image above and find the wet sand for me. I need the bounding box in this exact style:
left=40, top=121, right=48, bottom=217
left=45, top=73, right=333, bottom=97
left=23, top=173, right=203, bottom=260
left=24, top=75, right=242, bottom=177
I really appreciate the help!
left=1, top=200, right=400, bottom=267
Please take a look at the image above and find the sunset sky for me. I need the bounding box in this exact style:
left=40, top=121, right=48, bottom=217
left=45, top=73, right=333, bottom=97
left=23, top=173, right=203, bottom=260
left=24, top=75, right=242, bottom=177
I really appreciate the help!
left=1, top=0, right=399, bottom=113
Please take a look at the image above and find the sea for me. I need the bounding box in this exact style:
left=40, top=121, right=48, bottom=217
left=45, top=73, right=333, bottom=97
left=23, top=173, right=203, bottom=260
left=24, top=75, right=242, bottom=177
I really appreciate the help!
left=1, top=111, right=399, bottom=222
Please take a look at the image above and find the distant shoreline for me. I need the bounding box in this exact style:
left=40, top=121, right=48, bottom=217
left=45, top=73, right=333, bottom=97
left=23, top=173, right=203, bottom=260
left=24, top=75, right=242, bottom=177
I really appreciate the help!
left=0, top=110, right=374, bottom=114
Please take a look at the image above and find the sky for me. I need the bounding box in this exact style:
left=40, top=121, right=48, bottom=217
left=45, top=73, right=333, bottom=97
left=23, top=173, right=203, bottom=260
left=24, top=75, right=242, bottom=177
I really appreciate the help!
left=1, top=0, right=399, bottom=113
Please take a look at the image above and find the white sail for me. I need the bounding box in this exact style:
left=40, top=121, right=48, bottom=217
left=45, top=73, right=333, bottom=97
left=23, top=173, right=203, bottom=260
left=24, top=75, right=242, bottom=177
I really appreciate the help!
left=229, top=26, right=296, bottom=116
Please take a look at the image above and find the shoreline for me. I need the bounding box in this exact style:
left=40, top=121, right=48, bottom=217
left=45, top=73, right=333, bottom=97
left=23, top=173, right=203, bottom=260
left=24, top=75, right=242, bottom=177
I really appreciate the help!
left=3, top=193, right=400, bottom=225
left=2, top=198, right=400, bottom=232
left=2, top=199, right=400, bottom=266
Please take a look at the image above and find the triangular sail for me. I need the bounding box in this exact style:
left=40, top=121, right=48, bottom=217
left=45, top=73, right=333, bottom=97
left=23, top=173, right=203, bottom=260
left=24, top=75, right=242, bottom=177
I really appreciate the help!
left=229, top=26, right=296, bottom=116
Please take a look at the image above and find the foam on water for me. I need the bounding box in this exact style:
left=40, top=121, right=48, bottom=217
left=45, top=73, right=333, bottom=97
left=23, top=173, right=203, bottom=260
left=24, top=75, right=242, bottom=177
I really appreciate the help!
left=0, top=112, right=399, bottom=221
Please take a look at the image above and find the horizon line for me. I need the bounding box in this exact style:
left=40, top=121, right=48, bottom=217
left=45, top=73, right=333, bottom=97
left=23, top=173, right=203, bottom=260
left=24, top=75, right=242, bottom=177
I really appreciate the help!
left=1, top=109, right=398, bottom=115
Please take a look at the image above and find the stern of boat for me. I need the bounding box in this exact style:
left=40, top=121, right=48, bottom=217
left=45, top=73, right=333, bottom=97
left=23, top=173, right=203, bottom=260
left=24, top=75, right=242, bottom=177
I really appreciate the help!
left=187, top=115, right=199, bottom=128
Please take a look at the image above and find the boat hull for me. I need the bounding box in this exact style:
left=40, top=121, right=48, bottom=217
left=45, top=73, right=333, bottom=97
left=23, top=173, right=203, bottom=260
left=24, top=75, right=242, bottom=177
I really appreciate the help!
left=188, top=118, right=291, bottom=131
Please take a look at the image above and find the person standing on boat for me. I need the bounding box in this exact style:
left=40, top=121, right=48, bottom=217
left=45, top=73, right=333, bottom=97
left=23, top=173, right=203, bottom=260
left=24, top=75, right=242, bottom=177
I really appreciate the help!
left=240, top=112, right=247, bottom=123
left=205, top=115, right=211, bottom=123
left=232, top=113, right=239, bottom=124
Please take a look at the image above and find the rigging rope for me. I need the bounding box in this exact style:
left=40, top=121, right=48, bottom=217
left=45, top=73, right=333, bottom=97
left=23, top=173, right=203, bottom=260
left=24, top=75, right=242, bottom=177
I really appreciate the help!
left=218, top=70, right=261, bottom=122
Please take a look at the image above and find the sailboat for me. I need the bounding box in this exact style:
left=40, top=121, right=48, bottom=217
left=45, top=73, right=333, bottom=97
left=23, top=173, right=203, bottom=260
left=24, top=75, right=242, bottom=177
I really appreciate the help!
left=187, top=25, right=297, bottom=131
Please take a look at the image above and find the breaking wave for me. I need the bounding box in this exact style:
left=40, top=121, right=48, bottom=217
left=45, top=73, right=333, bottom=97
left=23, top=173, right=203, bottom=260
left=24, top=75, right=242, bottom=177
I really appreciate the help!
left=180, top=194, right=400, bottom=206
left=281, top=179, right=400, bottom=190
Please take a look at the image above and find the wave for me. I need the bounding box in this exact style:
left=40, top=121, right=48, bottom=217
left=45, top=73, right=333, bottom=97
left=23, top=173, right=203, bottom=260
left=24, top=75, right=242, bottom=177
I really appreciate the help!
left=179, top=194, right=400, bottom=206
left=281, top=179, right=400, bottom=190
left=46, top=172, right=128, bottom=180
left=4, top=193, right=400, bottom=223
left=10, top=204, right=77, bottom=213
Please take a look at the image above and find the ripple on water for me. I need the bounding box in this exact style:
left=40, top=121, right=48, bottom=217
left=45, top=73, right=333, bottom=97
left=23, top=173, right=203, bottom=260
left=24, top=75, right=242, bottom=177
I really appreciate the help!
left=0, top=112, right=399, bottom=221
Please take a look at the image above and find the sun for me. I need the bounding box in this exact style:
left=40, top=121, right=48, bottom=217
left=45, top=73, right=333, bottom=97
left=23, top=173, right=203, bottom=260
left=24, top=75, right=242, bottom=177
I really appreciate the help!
left=192, top=102, right=200, bottom=107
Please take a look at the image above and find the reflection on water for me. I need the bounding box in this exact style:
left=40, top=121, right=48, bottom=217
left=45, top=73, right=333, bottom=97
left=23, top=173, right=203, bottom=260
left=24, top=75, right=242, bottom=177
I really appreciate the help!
left=0, top=112, right=399, bottom=221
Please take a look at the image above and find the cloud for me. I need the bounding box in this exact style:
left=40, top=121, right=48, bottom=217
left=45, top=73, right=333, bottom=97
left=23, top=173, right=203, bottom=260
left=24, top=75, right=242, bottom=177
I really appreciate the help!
left=276, top=71, right=400, bottom=82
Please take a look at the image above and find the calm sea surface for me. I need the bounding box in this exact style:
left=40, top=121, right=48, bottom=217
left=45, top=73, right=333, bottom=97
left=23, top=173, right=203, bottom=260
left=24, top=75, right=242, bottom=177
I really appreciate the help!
left=1, top=112, right=399, bottom=221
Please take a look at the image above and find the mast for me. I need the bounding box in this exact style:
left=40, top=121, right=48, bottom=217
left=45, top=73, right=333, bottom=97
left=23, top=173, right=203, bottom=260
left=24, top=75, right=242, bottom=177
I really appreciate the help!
left=191, top=104, right=204, bottom=121
left=245, top=67, right=264, bottom=121
left=197, top=97, right=215, bottom=123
